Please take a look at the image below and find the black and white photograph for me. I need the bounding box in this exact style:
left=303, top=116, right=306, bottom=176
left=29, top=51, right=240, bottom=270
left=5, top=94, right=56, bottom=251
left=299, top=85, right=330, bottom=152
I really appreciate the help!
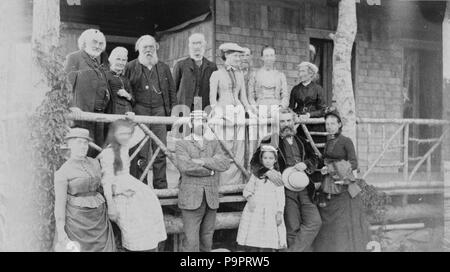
left=0, top=0, right=450, bottom=260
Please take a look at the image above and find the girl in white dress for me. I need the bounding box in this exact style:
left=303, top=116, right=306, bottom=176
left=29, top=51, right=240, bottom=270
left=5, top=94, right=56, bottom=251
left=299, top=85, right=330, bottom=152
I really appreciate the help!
left=237, top=145, right=287, bottom=251
left=100, top=119, right=167, bottom=251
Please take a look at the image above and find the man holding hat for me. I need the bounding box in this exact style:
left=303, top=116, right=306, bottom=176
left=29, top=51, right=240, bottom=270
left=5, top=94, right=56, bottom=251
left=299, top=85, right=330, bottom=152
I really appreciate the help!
left=174, top=110, right=231, bottom=252
left=251, top=108, right=321, bottom=252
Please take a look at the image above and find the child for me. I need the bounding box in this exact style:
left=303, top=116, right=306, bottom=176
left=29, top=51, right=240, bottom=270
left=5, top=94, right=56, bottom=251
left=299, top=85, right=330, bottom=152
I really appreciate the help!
left=99, top=119, right=167, bottom=251
left=237, top=145, right=287, bottom=251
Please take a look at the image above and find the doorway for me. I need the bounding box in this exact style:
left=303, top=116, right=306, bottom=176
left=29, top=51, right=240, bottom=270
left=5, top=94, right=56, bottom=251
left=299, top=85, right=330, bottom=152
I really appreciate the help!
left=403, top=48, right=443, bottom=170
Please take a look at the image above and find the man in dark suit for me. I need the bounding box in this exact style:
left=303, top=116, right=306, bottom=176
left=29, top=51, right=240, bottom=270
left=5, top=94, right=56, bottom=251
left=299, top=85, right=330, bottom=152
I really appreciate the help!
left=250, top=108, right=322, bottom=252
left=173, top=33, right=217, bottom=111
left=174, top=110, right=230, bottom=252
left=124, top=35, right=176, bottom=189
left=64, top=29, right=110, bottom=153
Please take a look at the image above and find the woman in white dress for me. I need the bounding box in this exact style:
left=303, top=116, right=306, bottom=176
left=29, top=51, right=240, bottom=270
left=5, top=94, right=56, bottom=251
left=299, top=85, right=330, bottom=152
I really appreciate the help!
left=209, top=43, right=256, bottom=185
left=99, top=119, right=167, bottom=251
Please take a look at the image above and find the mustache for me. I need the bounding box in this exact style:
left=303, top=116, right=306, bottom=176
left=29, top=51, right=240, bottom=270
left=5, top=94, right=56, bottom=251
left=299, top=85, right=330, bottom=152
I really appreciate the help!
left=280, top=125, right=295, bottom=136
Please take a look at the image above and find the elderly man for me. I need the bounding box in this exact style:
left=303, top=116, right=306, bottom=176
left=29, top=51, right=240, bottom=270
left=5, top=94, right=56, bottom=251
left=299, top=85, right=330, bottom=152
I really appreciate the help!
left=64, top=29, right=110, bottom=152
left=251, top=108, right=322, bottom=252
left=175, top=110, right=230, bottom=252
left=173, top=33, right=217, bottom=111
left=124, top=35, right=176, bottom=189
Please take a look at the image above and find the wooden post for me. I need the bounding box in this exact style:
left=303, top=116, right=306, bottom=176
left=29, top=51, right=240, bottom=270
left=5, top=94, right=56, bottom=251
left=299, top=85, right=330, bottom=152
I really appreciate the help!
left=443, top=1, right=450, bottom=252
left=403, top=123, right=409, bottom=182
left=331, top=0, right=357, bottom=144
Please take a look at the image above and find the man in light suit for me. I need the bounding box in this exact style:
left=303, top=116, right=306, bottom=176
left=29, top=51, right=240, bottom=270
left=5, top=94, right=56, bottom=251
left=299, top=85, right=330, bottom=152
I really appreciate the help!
left=174, top=110, right=230, bottom=252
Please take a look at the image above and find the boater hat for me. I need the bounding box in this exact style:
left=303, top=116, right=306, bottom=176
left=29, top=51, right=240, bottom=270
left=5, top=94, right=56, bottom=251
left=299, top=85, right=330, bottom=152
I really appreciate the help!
left=282, top=166, right=310, bottom=192
left=219, top=43, right=245, bottom=53
left=65, top=128, right=93, bottom=142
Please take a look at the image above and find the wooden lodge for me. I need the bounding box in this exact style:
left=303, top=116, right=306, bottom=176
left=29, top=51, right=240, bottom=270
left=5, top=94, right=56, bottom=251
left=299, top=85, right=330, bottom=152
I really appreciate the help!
left=1, top=0, right=450, bottom=251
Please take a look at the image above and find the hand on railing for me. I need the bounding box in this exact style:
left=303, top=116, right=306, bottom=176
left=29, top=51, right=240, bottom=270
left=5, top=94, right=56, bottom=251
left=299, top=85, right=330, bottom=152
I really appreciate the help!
left=124, top=111, right=135, bottom=121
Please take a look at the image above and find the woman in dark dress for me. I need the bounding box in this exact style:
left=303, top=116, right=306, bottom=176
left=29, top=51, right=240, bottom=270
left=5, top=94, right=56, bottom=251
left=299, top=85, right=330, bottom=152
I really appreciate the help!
left=289, top=61, right=327, bottom=153
left=313, top=110, right=370, bottom=252
left=105, top=47, right=134, bottom=115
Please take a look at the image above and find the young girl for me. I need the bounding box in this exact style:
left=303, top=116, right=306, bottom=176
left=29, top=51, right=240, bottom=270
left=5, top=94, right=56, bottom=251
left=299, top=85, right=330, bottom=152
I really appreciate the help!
left=99, top=119, right=167, bottom=251
left=237, top=145, right=287, bottom=251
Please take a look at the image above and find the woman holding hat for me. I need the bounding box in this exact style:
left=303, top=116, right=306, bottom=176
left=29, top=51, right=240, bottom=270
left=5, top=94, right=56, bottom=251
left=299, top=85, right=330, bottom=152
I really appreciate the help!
left=53, top=128, right=116, bottom=252
left=313, top=109, right=370, bottom=252
left=209, top=42, right=255, bottom=186
left=289, top=61, right=328, bottom=154
left=237, top=145, right=287, bottom=251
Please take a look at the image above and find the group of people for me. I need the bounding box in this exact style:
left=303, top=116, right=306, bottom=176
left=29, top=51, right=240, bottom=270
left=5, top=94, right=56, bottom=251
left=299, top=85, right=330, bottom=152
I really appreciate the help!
left=54, top=28, right=370, bottom=252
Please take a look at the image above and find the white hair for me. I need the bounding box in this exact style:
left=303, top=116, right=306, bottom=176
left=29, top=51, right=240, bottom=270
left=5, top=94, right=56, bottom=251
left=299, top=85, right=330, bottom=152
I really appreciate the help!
left=188, top=33, right=206, bottom=44
left=78, top=29, right=106, bottom=51
left=135, top=35, right=157, bottom=52
left=108, top=47, right=128, bottom=63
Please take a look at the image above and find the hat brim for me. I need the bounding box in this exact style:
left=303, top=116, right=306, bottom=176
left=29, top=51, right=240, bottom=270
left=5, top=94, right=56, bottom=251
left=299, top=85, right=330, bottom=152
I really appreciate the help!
left=282, top=167, right=308, bottom=192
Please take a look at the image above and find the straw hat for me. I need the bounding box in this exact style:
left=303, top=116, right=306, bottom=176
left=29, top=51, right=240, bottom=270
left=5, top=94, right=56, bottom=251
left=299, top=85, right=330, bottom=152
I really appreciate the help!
left=219, top=42, right=245, bottom=53
left=282, top=166, right=310, bottom=192
left=65, top=128, right=92, bottom=142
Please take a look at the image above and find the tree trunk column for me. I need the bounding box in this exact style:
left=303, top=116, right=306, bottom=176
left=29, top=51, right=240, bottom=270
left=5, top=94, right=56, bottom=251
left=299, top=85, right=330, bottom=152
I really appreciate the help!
left=331, top=0, right=357, bottom=143
left=443, top=1, right=450, bottom=252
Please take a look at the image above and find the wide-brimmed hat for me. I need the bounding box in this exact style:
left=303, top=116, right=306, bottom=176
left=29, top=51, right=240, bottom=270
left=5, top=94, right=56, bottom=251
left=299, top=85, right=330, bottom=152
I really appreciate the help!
left=65, top=128, right=93, bottom=142
left=219, top=43, right=245, bottom=53
left=282, top=166, right=310, bottom=192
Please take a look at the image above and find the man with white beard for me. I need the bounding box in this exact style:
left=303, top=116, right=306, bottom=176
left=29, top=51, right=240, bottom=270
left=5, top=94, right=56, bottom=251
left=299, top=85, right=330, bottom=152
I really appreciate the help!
left=124, top=35, right=176, bottom=189
left=173, top=33, right=217, bottom=110
left=64, top=29, right=110, bottom=154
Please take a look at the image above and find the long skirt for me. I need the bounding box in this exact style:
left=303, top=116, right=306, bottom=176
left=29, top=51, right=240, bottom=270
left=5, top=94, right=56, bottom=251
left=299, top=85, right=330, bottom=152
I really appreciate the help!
left=64, top=202, right=116, bottom=252
left=313, top=192, right=371, bottom=252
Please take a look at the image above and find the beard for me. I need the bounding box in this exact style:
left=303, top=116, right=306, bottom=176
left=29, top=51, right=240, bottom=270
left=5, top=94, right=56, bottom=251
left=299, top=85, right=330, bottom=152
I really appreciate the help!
left=140, top=52, right=158, bottom=66
left=280, top=125, right=295, bottom=138
left=189, top=48, right=205, bottom=61
left=85, top=47, right=102, bottom=58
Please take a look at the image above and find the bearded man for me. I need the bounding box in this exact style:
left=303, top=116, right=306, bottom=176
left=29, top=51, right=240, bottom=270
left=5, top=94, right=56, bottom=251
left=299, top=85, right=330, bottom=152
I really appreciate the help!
left=173, top=33, right=217, bottom=110
left=64, top=29, right=110, bottom=152
left=124, top=35, right=176, bottom=189
left=250, top=108, right=322, bottom=252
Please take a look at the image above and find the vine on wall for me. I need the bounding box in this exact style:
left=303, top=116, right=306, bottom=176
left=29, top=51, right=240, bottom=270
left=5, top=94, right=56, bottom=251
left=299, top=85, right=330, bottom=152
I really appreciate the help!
left=29, top=41, right=71, bottom=251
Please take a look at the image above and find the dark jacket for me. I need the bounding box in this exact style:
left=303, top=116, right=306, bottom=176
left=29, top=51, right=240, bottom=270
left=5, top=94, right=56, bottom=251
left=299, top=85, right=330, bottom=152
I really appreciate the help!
left=105, top=70, right=135, bottom=115
left=124, top=59, right=176, bottom=116
left=64, top=50, right=109, bottom=112
left=173, top=57, right=217, bottom=110
left=251, top=133, right=319, bottom=200
left=289, top=81, right=327, bottom=118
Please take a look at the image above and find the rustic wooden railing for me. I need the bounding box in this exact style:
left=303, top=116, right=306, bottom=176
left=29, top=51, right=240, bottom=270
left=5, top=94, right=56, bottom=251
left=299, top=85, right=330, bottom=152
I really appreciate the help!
left=67, top=110, right=448, bottom=251
left=358, top=118, right=450, bottom=183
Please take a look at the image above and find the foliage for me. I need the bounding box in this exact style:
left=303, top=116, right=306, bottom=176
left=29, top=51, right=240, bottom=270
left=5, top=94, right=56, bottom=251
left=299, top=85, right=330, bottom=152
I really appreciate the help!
left=357, top=178, right=390, bottom=223
left=28, top=41, right=71, bottom=251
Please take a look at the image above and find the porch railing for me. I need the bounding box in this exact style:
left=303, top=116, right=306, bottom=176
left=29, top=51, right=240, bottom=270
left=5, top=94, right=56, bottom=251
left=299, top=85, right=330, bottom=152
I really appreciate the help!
left=358, top=118, right=450, bottom=183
